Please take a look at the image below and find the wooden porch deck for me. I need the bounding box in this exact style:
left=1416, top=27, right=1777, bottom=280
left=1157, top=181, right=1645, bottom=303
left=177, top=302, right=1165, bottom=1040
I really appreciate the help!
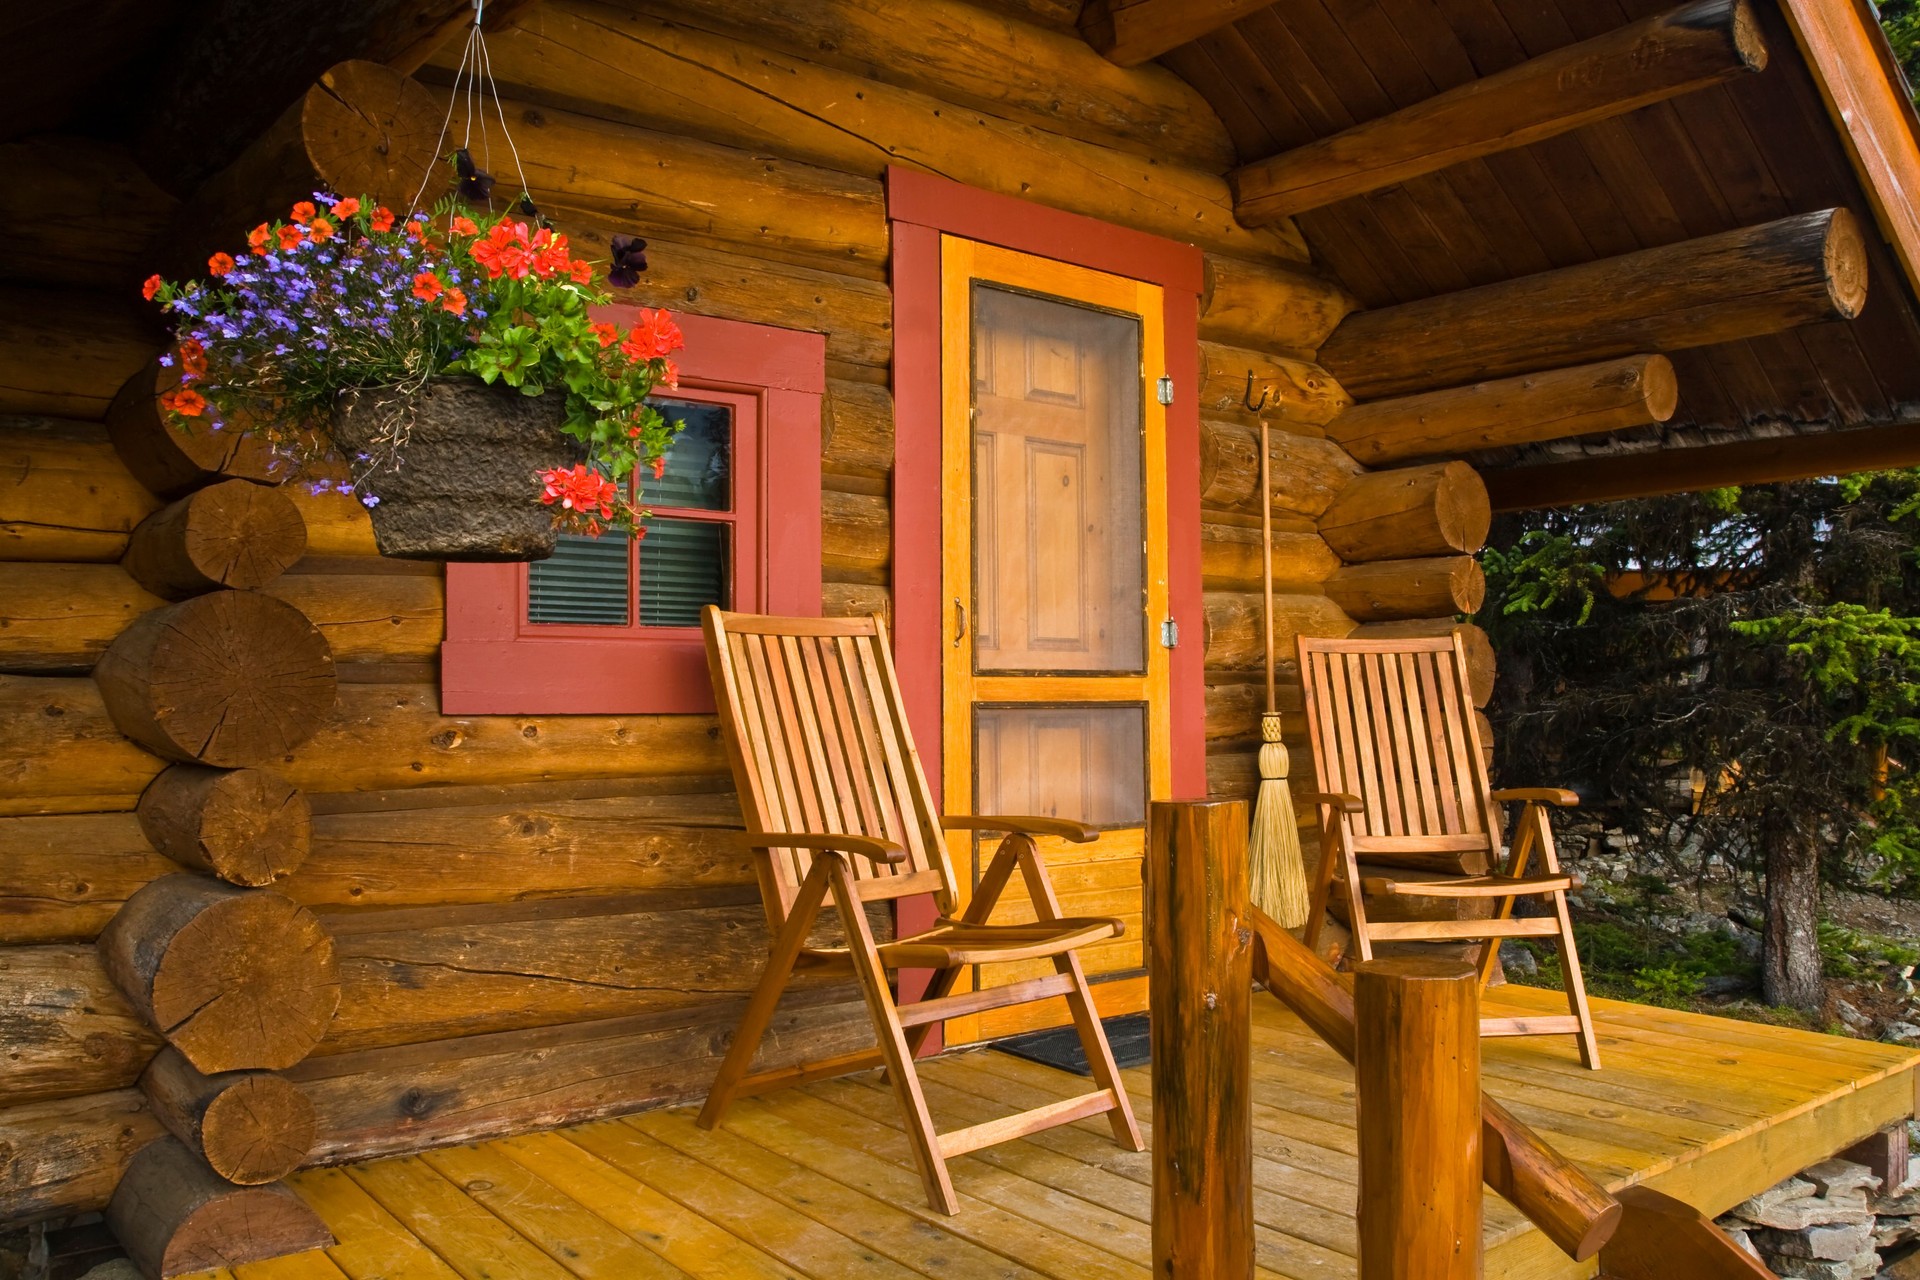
left=192, top=986, right=1919, bottom=1280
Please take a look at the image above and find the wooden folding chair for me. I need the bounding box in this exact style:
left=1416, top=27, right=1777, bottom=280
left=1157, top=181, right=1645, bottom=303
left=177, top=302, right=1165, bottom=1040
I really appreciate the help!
left=1297, top=634, right=1601, bottom=1069
left=697, top=607, right=1145, bottom=1213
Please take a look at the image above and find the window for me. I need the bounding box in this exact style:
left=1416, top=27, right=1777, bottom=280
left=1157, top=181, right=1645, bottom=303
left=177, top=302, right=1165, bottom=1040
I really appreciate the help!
left=442, top=310, right=824, bottom=714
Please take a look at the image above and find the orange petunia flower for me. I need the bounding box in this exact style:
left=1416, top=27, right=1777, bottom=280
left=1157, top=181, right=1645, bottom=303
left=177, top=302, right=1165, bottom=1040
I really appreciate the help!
left=277, top=224, right=304, bottom=251
left=449, top=215, right=479, bottom=236
left=370, top=206, right=395, bottom=233
left=160, top=387, right=207, bottom=417
left=590, top=321, right=619, bottom=348
left=441, top=287, right=468, bottom=317
left=207, top=252, right=235, bottom=276
left=309, top=218, right=335, bottom=243
left=247, top=223, right=271, bottom=255
left=177, top=339, right=207, bottom=376
left=289, top=201, right=315, bottom=225
left=411, top=272, right=444, bottom=302
left=141, top=274, right=162, bottom=301
left=331, top=197, right=361, bottom=219
left=569, top=258, right=593, bottom=284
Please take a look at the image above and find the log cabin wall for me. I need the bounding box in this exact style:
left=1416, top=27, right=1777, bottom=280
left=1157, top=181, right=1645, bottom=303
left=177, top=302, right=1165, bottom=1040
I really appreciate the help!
left=0, top=0, right=1494, bottom=1226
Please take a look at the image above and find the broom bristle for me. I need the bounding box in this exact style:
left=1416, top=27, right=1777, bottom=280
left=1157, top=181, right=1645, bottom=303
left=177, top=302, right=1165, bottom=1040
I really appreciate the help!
left=1251, top=777, right=1312, bottom=927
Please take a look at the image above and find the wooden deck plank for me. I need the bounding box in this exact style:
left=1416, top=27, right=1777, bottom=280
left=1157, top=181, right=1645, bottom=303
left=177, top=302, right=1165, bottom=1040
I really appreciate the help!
left=285, top=1167, right=463, bottom=1280
left=230, top=1256, right=352, bottom=1280
left=345, top=1156, right=580, bottom=1280
left=415, top=1145, right=693, bottom=1279
left=490, top=1131, right=807, bottom=1280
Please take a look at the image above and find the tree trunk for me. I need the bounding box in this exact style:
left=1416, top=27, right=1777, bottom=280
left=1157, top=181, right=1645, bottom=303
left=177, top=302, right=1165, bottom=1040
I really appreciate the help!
left=1762, top=827, right=1823, bottom=1011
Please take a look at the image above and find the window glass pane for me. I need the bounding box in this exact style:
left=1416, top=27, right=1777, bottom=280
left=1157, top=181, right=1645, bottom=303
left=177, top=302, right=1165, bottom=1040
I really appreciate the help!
left=649, top=399, right=732, bottom=512
left=529, top=532, right=631, bottom=625
left=974, top=704, right=1147, bottom=827
left=640, top=519, right=729, bottom=627
left=969, top=285, right=1145, bottom=675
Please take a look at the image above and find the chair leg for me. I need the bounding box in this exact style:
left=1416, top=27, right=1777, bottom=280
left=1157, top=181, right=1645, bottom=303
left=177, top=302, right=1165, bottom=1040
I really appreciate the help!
left=902, top=838, right=1022, bottom=1061
left=827, top=853, right=960, bottom=1214
left=1302, top=818, right=1341, bottom=953
left=1551, top=888, right=1601, bottom=1069
left=1055, top=951, right=1145, bottom=1151
left=698, top=857, right=832, bottom=1130
left=1336, top=834, right=1376, bottom=965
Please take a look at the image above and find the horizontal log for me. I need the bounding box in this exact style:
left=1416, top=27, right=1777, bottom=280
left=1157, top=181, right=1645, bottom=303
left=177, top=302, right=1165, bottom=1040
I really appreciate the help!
left=1199, top=341, right=1351, bottom=430
left=141, top=1050, right=316, bottom=1185
left=1202, top=591, right=1355, bottom=671
left=0, top=562, right=164, bottom=672
left=0, top=137, right=180, bottom=291
left=1232, top=0, right=1767, bottom=222
left=822, top=488, right=891, bottom=584
left=0, top=1090, right=164, bottom=1228
left=1324, top=557, right=1487, bottom=622
left=265, top=572, right=445, bottom=663
left=100, top=875, right=340, bottom=1073
left=1352, top=619, right=1496, bottom=708
left=1204, top=680, right=1309, bottom=745
left=0, top=811, right=172, bottom=944
left=105, top=357, right=277, bottom=500
left=1328, top=356, right=1679, bottom=466
left=137, top=764, right=312, bottom=887
left=0, top=679, right=731, bottom=815
left=94, top=590, right=338, bottom=767
left=290, top=992, right=871, bottom=1165
left=1199, top=420, right=1363, bottom=518
left=821, top=581, right=892, bottom=624
left=284, top=486, right=379, bottom=558
left=470, top=0, right=1297, bottom=260
left=0, top=286, right=156, bottom=421
left=629, top=0, right=1235, bottom=166
left=1321, top=209, right=1869, bottom=399
left=1079, top=0, right=1281, bottom=67
left=0, top=417, right=161, bottom=562
left=0, top=944, right=162, bottom=1106
left=1319, top=461, right=1491, bottom=562
left=1200, top=254, right=1358, bottom=356
left=1199, top=525, right=1341, bottom=592
left=122, top=479, right=307, bottom=598
left=823, top=379, right=894, bottom=480
left=108, top=1137, right=332, bottom=1277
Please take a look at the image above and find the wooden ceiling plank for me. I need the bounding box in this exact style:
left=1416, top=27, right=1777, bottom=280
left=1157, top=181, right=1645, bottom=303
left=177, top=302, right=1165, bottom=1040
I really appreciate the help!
left=1231, top=0, right=1769, bottom=224
left=1161, top=37, right=1285, bottom=159
left=1079, top=0, right=1282, bottom=67
left=1485, top=419, right=1920, bottom=511
left=1664, top=347, right=1736, bottom=433
left=1294, top=209, right=1404, bottom=311
left=1795, top=321, right=1895, bottom=424
left=1320, top=208, right=1870, bottom=398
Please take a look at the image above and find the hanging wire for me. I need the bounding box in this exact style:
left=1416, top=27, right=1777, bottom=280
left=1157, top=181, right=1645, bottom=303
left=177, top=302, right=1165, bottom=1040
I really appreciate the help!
left=405, top=0, right=532, bottom=218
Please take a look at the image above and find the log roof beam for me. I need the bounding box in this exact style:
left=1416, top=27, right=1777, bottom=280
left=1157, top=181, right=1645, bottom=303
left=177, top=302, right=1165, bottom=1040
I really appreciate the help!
left=1078, top=0, right=1278, bottom=67
left=1319, top=208, right=1867, bottom=400
left=1231, top=0, right=1767, bottom=225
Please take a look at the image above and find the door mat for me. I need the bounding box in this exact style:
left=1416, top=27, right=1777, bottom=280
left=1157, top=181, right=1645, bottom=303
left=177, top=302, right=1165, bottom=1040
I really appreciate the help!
left=990, top=1012, right=1150, bottom=1076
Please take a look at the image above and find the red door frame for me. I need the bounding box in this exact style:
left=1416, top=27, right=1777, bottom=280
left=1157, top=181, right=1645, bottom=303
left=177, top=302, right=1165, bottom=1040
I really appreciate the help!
left=887, top=167, right=1208, bottom=1034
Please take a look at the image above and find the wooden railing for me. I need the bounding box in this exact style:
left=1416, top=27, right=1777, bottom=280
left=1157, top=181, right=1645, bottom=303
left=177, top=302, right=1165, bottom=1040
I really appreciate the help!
left=1144, top=799, right=1776, bottom=1280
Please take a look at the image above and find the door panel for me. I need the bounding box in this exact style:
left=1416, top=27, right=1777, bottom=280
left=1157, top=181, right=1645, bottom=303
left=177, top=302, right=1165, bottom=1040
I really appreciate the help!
left=940, top=237, right=1169, bottom=1044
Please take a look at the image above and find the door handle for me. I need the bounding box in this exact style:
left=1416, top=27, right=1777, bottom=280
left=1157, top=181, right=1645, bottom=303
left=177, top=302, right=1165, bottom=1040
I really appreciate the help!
left=953, top=598, right=967, bottom=647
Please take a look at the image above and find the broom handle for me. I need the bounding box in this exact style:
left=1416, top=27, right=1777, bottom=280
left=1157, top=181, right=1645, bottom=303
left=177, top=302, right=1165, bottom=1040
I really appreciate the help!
left=1260, top=417, right=1276, bottom=716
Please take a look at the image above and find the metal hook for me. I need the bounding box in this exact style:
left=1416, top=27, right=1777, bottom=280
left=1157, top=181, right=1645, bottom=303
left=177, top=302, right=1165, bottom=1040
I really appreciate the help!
left=474, top=0, right=485, bottom=25
left=1243, top=370, right=1276, bottom=414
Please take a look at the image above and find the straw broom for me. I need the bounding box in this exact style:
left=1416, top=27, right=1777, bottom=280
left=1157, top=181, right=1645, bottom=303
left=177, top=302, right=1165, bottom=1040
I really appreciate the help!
left=1251, top=416, right=1312, bottom=927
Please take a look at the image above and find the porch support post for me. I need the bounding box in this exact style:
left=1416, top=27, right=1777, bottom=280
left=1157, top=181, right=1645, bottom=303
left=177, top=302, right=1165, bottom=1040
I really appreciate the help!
left=1148, top=799, right=1253, bottom=1280
left=1354, top=956, right=1483, bottom=1279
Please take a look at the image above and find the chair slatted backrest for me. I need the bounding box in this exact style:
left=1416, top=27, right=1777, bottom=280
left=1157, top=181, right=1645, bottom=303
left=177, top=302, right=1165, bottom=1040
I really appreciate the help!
left=704, top=608, right=958, bottom=932
left=1296, top=635, right=1501, bottom=875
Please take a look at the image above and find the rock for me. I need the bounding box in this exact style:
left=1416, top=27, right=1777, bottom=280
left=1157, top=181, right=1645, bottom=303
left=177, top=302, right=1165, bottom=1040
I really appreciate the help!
left=1499, top=941, right=1539, bottom=979
left=1806, top=1159, right=1883, bottom=1197
left=1700, top=974, right=1753, bottom=997
left=1885, top=1023, right=1920, bottom=1045
left=79, top=1263, right=143, bottom=1280
left=1732, top=1177, right=1820, bottom=1222
left=1761, top=1252, right=1873, bottom=1279
left=1733, top=1189, right=1870, bottom=1230
left=1838, top=999, right=1874, bottom=1032
left=1876, top=1214, right=1918, bottom=1250
left=1723, top=1224, right=1761, bottom=1258
left=1752, top=1220, right=1874, bottom=1259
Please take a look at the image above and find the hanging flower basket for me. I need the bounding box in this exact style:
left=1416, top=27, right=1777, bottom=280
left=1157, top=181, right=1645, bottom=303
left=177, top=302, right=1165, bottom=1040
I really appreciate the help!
left=333, top=376, right=575, bottom=561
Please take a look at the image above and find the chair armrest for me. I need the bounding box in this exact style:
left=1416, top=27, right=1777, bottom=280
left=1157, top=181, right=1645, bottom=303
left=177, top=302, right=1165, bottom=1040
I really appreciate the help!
left=1489, top=788, right=1580, bottom=808
left=735, top=831, right=909, bottom=865
left=941, top=814, right=1098, bottom=843
left=1311, top=792, right=1365, bottom=815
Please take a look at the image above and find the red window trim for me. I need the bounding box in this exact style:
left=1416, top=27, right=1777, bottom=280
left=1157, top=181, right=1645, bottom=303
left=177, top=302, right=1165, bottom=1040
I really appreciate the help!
left=885, top=167, right=1209, bottom=809
left=442, top=309, right=824, bottom=715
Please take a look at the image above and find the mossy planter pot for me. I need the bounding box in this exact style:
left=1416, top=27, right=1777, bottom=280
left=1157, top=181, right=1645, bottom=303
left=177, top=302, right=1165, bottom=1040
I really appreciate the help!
left=332, top=377, right=568, bottom=562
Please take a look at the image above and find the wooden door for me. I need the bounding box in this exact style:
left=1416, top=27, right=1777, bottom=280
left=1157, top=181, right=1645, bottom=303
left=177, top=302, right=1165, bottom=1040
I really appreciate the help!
left=940, top=236, right=1171, bottom=1042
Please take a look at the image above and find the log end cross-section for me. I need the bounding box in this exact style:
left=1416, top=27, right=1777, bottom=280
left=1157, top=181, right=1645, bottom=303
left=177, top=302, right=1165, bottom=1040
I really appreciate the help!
left=99, top=875, right=340, bottom=1074
left=107, top=1137, right=332, bottom=1278
left=123, top=480, right=308, bottom=599
left=137, top=764, right=313, bottom=887
left=142, top=1048, right=317, bottom=1185
left=105, top=359, right=277, bottom=500
left=94, top=590, right=337, bottom=768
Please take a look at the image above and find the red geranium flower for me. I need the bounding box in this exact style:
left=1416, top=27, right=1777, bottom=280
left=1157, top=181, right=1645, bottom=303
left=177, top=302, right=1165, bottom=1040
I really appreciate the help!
left=289, top=201, right=315, bottom=225
left=411, top=272, right=444, bottom=302
left=277, top=224, right=304, bottom=250
left=370, top=206, right=395, bottom=233
left=331, top=197, right=361, bottom=219
left=207, top=252, right=235, bottom=276
left=538, top=465, right=623, bottom=531
left=141, top=274, right=162, bottom=301
left=441, top=287, right=468, bottom=317
left=160, top=387, right=207, bottom=417
left=620, top=308, right=685, bottom=361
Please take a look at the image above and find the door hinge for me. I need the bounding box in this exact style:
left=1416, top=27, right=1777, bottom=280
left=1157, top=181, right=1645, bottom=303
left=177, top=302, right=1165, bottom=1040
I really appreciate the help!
left=1160, top=618, right=1179, bottom=648
left=1156, top=375, right=1174, bottom=406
